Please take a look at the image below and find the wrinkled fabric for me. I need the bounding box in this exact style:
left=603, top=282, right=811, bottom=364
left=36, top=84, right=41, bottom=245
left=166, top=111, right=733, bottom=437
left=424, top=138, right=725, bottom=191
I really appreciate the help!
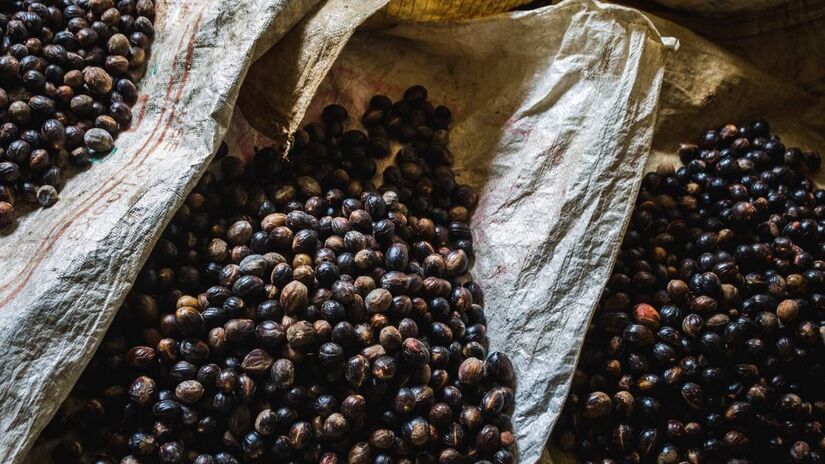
left=1, top=1, right=320, bottom=462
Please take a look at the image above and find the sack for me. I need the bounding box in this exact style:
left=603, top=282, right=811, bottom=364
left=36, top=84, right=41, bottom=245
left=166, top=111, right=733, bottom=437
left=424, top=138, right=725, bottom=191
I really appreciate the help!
left=239, top=0, right=676, bottom=459
left=240, top=1, right=675, bottom=462
left=647, top=0, right=825, bottom=95
left=382, top=0, right=530, bottom=20
left=0, top=1, right=320, bottom=462
left=16, top=1, right=676, bottom=463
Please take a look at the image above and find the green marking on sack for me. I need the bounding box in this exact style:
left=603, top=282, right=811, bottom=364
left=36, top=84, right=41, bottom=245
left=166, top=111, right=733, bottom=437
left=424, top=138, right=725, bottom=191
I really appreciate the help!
left=89, top=147, right=117, bottom=163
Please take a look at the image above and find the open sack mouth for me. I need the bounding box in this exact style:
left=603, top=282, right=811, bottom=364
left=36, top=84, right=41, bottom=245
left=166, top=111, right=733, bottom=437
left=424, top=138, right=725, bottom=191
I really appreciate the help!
left=43, top=85, right=520, bottom=464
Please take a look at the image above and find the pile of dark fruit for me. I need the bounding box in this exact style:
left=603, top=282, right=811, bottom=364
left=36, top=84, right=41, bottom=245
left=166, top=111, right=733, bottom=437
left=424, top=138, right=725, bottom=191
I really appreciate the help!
left=0, top=0, right=156, bottom=227
left=41, top=86, right=517, bottom=464
left=555, top=121, right=825, bottom=464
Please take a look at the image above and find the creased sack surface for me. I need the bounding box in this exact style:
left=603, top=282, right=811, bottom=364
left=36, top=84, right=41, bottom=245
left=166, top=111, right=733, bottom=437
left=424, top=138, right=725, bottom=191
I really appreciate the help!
left=548, top=8, right=825, bottom=464
left=237, top=0, right=674, bottom=461
left=0, top=1, right=320, bottom=463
